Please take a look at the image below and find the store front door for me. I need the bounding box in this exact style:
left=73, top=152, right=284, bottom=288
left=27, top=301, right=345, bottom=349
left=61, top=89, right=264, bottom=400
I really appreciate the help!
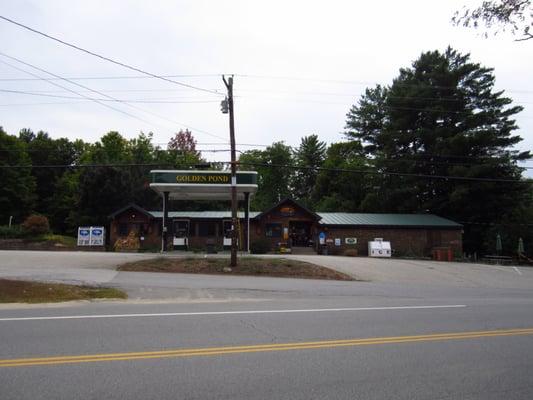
left=289, top=221, right=313, bottom=247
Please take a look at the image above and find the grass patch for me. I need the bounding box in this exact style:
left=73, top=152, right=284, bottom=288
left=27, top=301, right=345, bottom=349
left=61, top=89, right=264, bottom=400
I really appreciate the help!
left=29, top=234, right=77, bottom=247
left=0, top=279, right=127, bottom=303
left=118, top=257, right=354, bottom=281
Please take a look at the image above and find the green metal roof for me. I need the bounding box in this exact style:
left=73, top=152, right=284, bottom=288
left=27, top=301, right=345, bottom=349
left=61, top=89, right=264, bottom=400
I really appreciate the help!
left=149, top=211, right=261, bottom=219
left=147, top=210, right=460, bottom=227
left=316, top=212, right=461, bottom=227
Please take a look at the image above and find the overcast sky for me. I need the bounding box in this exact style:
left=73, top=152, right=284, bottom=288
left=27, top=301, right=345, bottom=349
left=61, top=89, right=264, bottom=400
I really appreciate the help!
left=0, top=0, right=531, bottom=173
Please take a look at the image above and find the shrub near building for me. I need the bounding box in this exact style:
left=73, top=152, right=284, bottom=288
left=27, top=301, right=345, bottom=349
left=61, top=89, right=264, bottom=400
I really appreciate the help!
left=21, top=214, right=50, bottom=235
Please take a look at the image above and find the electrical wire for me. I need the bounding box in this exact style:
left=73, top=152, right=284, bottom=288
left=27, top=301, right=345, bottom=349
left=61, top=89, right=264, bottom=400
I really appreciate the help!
left=0, top=52, right=228, bottom=141
left=0, top=15, right=224, bottom=96
left=0, top=89, right=220, bottom=104
left=0, top=74, right=223, bottom=81
left=1, top=159, right=531, bottom=185
left=0, top=58, right=159, bottom=127
left=235, top=74, right=533, bottom=94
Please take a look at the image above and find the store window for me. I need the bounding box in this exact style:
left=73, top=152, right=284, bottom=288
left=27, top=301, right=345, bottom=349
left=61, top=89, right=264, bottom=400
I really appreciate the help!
left=118, top=223, right=128, bottom=236
left=265, top=223, right=282, bottom=238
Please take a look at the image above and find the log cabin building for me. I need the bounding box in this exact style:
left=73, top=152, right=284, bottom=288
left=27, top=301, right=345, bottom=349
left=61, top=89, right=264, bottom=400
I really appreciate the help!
left=109, top=190, right=462, bottom=257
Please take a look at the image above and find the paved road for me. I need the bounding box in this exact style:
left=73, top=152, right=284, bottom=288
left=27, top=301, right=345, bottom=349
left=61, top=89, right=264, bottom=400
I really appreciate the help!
left=1, top=251, right=533, bottom=399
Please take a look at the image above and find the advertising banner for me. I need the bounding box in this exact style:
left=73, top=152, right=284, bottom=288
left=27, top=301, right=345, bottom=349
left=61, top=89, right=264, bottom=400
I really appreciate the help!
left=77, top=226, right=105, bottom=246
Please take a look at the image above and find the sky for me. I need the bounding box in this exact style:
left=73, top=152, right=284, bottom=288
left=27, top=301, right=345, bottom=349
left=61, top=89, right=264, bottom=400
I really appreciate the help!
left=0, top=0, right=531, bottom=173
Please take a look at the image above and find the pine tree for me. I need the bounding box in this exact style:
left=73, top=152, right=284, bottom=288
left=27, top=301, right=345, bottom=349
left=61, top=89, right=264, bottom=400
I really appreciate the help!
left=293, top=135, right=326, bottom=206
left=345, top=47, right=530, bottom=253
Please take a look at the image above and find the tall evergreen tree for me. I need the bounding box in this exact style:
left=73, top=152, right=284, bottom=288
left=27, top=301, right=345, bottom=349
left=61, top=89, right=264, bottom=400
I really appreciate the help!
left=345, top=47, right=530, bottom=253
left=313, top=141, right=369, bottom=212
left=293, top=135, right=326, bottom=207
left=239, top=142, right=293, bottom=210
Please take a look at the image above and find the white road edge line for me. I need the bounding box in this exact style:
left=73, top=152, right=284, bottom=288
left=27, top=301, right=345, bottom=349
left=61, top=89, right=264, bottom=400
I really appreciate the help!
left=513, top=267, right=523, bottom=275
left=0, top=305, right=466, bottom=322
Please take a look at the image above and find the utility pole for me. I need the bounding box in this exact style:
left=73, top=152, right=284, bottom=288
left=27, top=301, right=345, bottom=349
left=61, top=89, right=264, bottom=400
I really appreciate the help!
left=222, top=75, right=238, bottom=267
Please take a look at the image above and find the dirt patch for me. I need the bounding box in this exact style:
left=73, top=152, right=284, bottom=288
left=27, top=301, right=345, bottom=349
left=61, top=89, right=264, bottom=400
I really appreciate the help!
left=0, top=279, right=127, bottom=303
left=118, top=257, right=354, bottom=281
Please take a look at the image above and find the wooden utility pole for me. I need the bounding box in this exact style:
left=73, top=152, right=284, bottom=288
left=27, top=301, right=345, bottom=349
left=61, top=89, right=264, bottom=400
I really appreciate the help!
left=222, top=75, right=238, bottom=267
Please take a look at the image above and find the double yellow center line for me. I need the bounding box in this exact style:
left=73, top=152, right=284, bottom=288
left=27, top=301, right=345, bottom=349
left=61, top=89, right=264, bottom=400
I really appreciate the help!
left=2, top=327, right=533, bottom=368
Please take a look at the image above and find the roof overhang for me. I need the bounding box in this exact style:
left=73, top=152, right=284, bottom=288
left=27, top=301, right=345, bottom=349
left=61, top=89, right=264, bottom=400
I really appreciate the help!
left=149, top=170, right=258, bottom=201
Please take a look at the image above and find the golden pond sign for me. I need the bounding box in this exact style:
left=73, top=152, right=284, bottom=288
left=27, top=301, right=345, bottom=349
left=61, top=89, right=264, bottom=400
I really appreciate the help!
left=175, top=174, right=230, bottom=184
left=150, top=170, right=258, bottom=185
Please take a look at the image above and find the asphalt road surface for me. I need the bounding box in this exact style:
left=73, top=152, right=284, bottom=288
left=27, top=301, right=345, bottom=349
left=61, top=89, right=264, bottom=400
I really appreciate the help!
left=1, top=251, right=533, bottom=399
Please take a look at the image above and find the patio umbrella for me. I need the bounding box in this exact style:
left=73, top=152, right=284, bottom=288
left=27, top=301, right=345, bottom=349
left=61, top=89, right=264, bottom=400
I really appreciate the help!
left=518, top=237, right=525, bottom=255
left=496, top=233, right=502, bottom=255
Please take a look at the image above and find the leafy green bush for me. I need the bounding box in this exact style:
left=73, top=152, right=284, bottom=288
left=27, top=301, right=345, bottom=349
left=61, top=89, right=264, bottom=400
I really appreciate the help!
left=0, top=225, right=28, bottom=239
left=21, top=214, right=50, bottom=235
left=250, top=239, right=271, bottom=254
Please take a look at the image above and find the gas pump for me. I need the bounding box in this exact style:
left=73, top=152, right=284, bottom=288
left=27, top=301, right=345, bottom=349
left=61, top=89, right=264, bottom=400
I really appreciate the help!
left=173, top=220, right=189, bottom=250
left=223, top=220, right=232, bottom=249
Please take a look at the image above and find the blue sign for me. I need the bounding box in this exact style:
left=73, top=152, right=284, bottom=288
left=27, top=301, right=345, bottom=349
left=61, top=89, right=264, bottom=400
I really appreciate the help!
left=78, top=226, right=105, bottom=246
left=319, top=231, right=326, bottom=245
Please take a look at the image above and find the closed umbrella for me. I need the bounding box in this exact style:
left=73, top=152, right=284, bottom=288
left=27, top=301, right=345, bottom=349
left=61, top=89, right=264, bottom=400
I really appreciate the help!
left=518, top=237, right=524, bottom=255
left=496, top=233, right=502, bottom=255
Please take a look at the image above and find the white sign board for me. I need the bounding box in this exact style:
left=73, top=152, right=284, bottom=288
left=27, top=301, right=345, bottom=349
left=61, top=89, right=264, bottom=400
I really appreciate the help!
left=90, top=227, right=105, bottom=246
left=345, top=237, right=357, bottom=245
left=78, top=226, right=105, bottom=246
left=77, top=227, right=90, bottom=246
left=335, top=238, right=341, bottom=246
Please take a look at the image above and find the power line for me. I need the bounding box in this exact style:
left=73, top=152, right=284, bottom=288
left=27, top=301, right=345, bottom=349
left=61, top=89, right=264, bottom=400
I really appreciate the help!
left=0, top=52, right=228, bottom=141
left=0, top=100, right=87, bottom=107
left=0, top=15, right=224, bottom=96
left=235, top=74, right=533, bottom=94
left=0, top=58, right=160, bottom=127
left=2, top=159, right=531, bottom=184
left=236, top=161, right=533, bottom=184
left=0, top=74, right=223, bottom=81
left=460, top=221, right=533, bottom=227
left=2, top=71, right=533, bottom=95
left=0, top=89, right=220, bottom=104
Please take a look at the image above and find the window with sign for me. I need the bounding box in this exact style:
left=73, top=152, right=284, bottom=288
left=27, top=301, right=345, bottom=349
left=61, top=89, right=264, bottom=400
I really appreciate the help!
left=265, top=223, right=282, bottom=238
left=173, top=220, right=189, bottom=237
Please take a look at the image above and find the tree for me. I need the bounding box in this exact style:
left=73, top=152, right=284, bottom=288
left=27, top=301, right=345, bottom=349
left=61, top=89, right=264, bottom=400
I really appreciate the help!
left=313, top=141, right=369, bottom=212
left=166, top=129, right=202, bottom=167
left=239, top=142, right=293, bottom=210
left=48, top=170, right=80, bottom=234
left=19, top=129, right=78, bottom=227
left=453, top=0, right=533, bottom=41
left=345, top=47, right=530, bottom=254
left=75, top=131, right=161, bottom=226
left=0, top=127, right=35, bottom=224
left=292, top=135, right=326, bottom=207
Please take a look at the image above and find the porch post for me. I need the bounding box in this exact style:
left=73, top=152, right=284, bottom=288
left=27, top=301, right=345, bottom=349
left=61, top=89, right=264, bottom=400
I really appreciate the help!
left=245, top=192, right=250, bottom=253
left=162, top=191, right=169, bottom=252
